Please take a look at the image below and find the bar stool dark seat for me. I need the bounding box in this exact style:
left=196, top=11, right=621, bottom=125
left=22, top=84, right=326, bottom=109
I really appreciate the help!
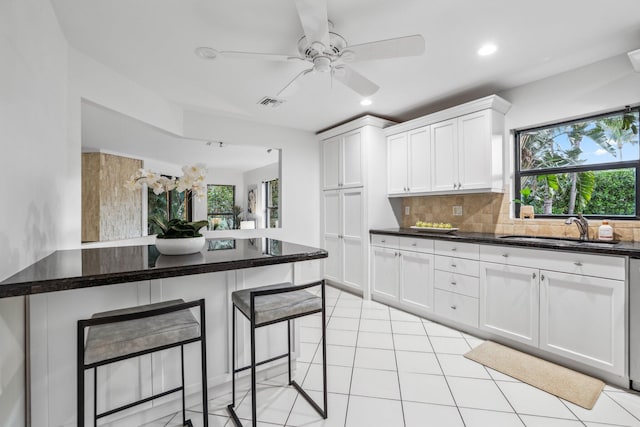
left=77, top=299, right=208, bottom=427
left=227, top=280, right=327, bottom=427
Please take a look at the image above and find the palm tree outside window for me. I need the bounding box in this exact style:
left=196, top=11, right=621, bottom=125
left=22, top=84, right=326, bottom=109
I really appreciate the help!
left=514, top=107, right=639, bottom=218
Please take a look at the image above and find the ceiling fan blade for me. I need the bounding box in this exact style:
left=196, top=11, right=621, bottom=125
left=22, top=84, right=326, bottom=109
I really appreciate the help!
left=343, top=35, right=425, bottom=62
left=218, top=50, right=301, bottom=62
left=294, top=0, right=330, bottom=51
left=277, top=68, right=314, bottom=98
left=333, top=66, right=379, bottom=97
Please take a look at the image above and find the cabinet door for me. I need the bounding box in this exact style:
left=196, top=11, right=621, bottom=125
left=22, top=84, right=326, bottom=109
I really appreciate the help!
left=480, top=262, right=539, bottom=346
left=400, top=250, right=434, bottom=313
left=322, top=136, right=341, bottom=189
left=371, top=246, right=399, bottom=300
left=458, top=110, right=492, bottom=191
left=407, top=127, right=431, bottom=193
left=540, top=270, right=625, bottom=375
left=387, top=133, right=408, bottom=194
left=341, top=188, right=364, bottom=290
left=342, top=130, right=363, bottom=188
left=322, top=190, right=341, bottom=282
left=431, top=118, right=458, bottom=192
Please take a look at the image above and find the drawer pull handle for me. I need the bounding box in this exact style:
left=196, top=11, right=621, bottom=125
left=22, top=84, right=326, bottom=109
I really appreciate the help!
left=574, top=261, right=583, bottom=266
left=412, top=243, right=417, bottom=246
left=451, top=263, right=457, bottom=268
left=451, top=247, right=457, bottom=252
left=381, top=239, right=386, bottom=243
left=541, top=274, right=545, bottom=281
left=532, top=272, right=536, bottom=279
left=450, top=305, right=457, bottom=310
left=450, top=281, right=457, bottom=286
left=502, top=253, right=509, bottom=258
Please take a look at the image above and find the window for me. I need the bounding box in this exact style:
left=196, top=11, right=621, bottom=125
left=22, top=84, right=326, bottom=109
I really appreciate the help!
left=515, top=107, right=640, bottom=218
left=264, top=178, right=279, bottom=228
left=207, top=184, right=236, bottom=230
left=147, top=178, right=192, bottom=235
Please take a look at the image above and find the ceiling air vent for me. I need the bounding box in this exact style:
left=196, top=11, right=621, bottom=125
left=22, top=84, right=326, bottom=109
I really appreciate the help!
left=257, top=96, right=285, bottom=108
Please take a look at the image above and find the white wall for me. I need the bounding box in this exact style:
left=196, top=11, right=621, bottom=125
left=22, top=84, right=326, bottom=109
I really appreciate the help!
left=183, top=111, right=321, bottom=246
left=498, top=53, right=640, bottom=182
left=0, top=0, right=69, bottom=425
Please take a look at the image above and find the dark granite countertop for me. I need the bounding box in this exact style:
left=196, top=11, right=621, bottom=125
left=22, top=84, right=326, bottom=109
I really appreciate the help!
left=0, top=238, right=327, bottom=298
left=370, top=228, right=640, bottom=257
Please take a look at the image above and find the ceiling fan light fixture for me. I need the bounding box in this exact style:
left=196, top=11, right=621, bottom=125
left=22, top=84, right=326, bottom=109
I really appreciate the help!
left=360, top=98, right=372, bottom=106
left=313, top=55, right=332, bottom=72
left=195, top=47, right=218, bottom=60
left=478, top=43, right=498, bottom=56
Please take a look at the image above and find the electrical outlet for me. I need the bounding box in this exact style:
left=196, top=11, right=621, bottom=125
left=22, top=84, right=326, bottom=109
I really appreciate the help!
left=405, top=206, right=410, bottom=216
left=453, top=206, right=463, bottom=216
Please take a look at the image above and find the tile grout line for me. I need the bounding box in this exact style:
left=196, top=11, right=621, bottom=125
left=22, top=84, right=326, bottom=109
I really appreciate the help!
left=342, top=291, right=364, bottom=427
left=421, top=318, right=468, bottom=427
left=602, top=389, right=640, bottom=424
left=389, top=310, right=407, bottom=427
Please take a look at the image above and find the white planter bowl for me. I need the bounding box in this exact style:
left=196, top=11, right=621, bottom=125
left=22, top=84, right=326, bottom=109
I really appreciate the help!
left=154, top=236, right=206, bottom=255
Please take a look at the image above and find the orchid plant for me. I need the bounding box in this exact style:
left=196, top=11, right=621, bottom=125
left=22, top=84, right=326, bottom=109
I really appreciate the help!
left=125, top=164, right=207, bottom=200
left=126, top=164, right=209, bottom=239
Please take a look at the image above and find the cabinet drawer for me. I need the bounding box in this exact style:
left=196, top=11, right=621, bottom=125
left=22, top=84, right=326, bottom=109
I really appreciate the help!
left=435, top=255, right=480, bottom=277
left=399, top=236, right=434, bottom=253
left=371, top=234, right=399, bottom=248
left=434, top=270, right=479, bottom=298
left=434, top=289, right=479, bottom=328
left=435, top=241, right=479, bottom=260
left=480, top=244, right=625, bottom=280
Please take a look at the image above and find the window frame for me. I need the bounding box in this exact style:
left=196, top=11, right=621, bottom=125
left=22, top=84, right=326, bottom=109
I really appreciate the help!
left=264, top=178, right=279, bottom=228
left=514, top=106, right=640, bottom=220
left=207, top=184, right=236, bottom=230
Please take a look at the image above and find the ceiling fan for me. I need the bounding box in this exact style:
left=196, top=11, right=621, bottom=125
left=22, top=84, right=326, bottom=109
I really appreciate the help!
left=195, top=0, right=425, bottom=98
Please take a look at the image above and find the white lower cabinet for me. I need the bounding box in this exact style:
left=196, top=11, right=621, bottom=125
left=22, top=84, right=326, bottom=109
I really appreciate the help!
left=371, top=245, right=399, bottom=300
left=371, top=236, right=434, bottom=315
left=434, top=289, right=479, bottom=327
left=540, top=270, right=625, bottom=375
left=479, top=244, right=626, bottom=377
left=400, top=250, right=434, bottom=312
left=479, top=263, right=539, bottom=346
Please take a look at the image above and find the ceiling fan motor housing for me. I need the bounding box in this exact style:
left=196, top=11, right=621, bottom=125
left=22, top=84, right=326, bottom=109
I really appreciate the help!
left=297, top=32, right=347, bottom=60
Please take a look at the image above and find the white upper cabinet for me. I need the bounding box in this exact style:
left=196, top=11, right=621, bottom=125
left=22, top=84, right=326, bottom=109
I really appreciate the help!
left=387, top=127, right=431, bottom=195
left=385, top=95, right=510, bottom=196
left=323, top=130, right=363, bottom=190
left=431, top=119, right=458, bottom=192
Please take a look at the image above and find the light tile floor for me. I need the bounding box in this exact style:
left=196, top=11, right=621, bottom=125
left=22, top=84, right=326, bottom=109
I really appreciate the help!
left=148, top=286, right=640, bottom=427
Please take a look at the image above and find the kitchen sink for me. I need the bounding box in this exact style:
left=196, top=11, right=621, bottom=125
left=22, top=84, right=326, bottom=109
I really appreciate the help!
left=499, top=235, right=620, bottom=247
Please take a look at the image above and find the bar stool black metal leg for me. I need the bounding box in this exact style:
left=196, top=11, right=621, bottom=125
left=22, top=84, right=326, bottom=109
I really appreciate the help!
left=93, top=367, right=98, bottom=427
left=181, top=345, right=186, bottom=425
left=200, top=300, right=209, bottom=427
left=231, top=304, right=236, bottom=407
left=77, top=322, right=85, bottom=427
left=321, top=281, right=328, bottom=417
left=250, top=310, right=257, bottom=427
left=287, top=319, right=292, bottom=385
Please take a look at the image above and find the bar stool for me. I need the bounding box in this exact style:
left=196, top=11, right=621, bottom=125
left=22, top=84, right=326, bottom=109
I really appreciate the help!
left=227, top=280, right=327, bottom=427
left=77, top=299, right=209, bottom=427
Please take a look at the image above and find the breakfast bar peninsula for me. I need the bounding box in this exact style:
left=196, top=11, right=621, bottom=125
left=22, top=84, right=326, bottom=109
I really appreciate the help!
left=1, top=238, right=327, bottom=426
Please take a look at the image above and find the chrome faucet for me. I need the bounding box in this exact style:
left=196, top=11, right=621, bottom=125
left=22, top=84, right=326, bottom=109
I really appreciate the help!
left=565, top=214, right=589, bottom=241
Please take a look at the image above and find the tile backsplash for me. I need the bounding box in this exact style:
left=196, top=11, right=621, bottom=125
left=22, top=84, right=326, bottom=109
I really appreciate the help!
left=401, top=186, right=640, bottom=242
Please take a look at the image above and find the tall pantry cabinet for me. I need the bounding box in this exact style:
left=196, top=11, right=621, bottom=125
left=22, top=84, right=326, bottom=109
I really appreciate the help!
left=319, top=116, right=397, bottom=296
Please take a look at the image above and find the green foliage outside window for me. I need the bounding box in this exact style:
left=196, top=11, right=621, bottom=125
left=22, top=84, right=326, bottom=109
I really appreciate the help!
left=207, top=184, right=236, bottom=230
left=516, top=109, right=639, bottom=217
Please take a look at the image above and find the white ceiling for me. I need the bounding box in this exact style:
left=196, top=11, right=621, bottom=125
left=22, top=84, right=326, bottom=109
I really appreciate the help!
left=82, top=102, right=279, bottom=171
left=52, top=0, right=640, bottom=133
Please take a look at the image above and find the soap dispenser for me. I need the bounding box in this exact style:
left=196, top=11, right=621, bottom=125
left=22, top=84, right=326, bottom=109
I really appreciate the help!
left=598, top=220, right=614, bottom=241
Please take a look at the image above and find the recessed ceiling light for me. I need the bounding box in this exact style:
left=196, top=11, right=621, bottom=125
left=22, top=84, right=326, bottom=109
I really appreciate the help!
left=360, top=98, right=372, bottom=106
left=195, top=47, right=218, bottom=60
left=478, top=44, right=498, bottom=56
